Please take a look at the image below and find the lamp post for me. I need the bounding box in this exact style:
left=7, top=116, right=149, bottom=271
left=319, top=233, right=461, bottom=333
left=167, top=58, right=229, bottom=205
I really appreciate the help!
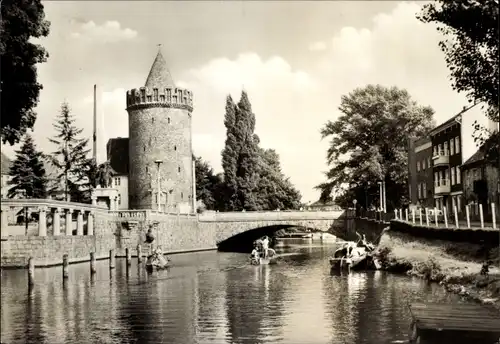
left=154, top=160, right=163, bottom=212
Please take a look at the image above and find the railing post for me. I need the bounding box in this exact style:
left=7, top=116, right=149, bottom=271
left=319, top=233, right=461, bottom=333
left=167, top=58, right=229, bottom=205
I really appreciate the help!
left=434, top=207, right=438, bottom=227
left=465, top=205, right=471, bottom=228
left=76, top=210, right=84, bottom=235
left=53, top=208, right=61, bottom=236
left=28, top=257, right=35, bottom=287
left=454, top=205, right=459, bottom=228
left=90, top=252, right=96, bottom=274
left=394, top=209, right=398, bottom=220
left=65, top=209, right=73, bottom=235
left=492, top=203, right=497, bottom=229
left=419, top=208, right=423, bottom=225
left=137, top=244, right=143, bottom=263
left=62, top=254, right=69, bottom=279
left=38, top=206, right=47, bottom=237
left=109, top=249, right=115, bottom=269
left=399, top=209, right=403, bottom=221
left=479, top=203, right=484, bottom=229
left=412, top=208, right=415, bottom=224
left=405, top=208, right=409, bottom=222
left=425, top=208, right=429, bottom=227
left=443, top=206, right=448, bottom=228
left=87, top=212, right=94, bottom=236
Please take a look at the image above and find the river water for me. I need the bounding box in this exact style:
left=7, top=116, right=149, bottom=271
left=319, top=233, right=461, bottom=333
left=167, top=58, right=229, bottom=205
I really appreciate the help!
left=1, top=240, right=467, bottom=344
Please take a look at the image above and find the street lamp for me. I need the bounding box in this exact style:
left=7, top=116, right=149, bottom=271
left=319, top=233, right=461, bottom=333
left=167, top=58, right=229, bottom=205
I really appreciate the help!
left=154, top=160, right=163, bottom=212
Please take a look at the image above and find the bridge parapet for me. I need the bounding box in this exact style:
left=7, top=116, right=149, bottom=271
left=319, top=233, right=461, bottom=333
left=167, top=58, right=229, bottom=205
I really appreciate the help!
left=198, top=210, right=345, bottom=222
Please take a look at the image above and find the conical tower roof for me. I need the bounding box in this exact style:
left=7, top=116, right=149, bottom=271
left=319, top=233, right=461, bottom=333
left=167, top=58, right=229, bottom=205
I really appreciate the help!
left=145, top=48, right=175, bottom=88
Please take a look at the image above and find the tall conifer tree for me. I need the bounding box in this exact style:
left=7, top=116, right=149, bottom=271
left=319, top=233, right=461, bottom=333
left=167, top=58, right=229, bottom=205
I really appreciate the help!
left=8, top=134, right=48, bottom=198
left=221, top=95, right=238, bottom=210
left=49, top=102, right=91, bottom=202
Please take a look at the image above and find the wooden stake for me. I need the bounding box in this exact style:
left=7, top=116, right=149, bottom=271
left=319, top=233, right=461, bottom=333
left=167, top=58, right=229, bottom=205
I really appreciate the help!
left=28, top=257, right=35, bottom=287
left=90, top=252, right=96, bottom=274
left=137, top=244, right=143, bottom=263
left=109, top=249, right=115, bottom=269
left=126, top=248, right=131, bottom=266
left=62, top=254, right=69, bottom=279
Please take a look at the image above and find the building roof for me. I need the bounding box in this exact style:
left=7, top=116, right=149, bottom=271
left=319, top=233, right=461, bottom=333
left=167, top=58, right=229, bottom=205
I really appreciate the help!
left=462, top=147, right=486, bottom=169
left=1, top=152, right=11, bottom=174
left=107, top=138, right=129, bottom=175
left=145, top=49, right=175, bottom=89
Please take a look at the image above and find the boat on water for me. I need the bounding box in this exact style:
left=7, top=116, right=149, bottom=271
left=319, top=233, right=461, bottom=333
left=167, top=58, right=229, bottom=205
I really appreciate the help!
left=146, top=247, right=171, bottom=271
left=329, top=238, right=380, bottom=272
left=250, top=247, right=277, bottom=265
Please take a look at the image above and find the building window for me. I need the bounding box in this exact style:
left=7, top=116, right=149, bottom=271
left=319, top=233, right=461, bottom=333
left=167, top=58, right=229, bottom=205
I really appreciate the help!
left=168, top=117, right=171, bottom=124
left=181, top=192, right=184, bottom=200
left=434, top=172, right=439, bottom=186
left=167, top=89, right=171, bottom=101
left=147, top=95, right=152, bottom=102
left=450, top=139, right=455, bottom=155
left=153, top=88, right=159, bottom=101
left=178, top=166, right=181, bottom=173
left=433, top=146, right=438, bottom=157
left=422, top=159, right=426, bottom=170
left=160, top=95, right=165, bottom=102
left=417, top=161, right=420, bottom=172
left=118, top=194, right=121, bottom=205
left=444, top=168, right=449, bottom=184
left=456, top=166, right=461, bottom=184
left=428, top=157, right=431, bottom=168
left=418, top=184, right=421, bottom=199
left=146, top=166, right=149, bottom=173
left=152, top=117, right=155, bottom=124
left=141, top=89, right=146, bottom=102
left=114, top=177, right=121, bottom=186
left=174, top=145, right=177, bottom=151
left=455, top=137, right=460, bottom=154
left=423, top=183, right=426, bottom=197
left=144, top=145, right=146, bottom=152
left=439, top=143, right=444, bottom=156
left=444, top=141, right=448, bottom=155
left=451, top=167, right=455, bottom=185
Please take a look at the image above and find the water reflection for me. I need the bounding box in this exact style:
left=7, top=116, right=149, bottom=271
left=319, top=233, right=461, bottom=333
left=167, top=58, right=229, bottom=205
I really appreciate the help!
left=2, top=243, right=472, bottom=344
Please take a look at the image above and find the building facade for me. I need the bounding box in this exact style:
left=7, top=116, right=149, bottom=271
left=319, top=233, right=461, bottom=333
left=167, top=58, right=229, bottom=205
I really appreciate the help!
left=408, top=137, right=434, bottom=208
left=106, top=138, right=129, bottom=210
left=1, top=153, right=12, bottom=199
left=409, top=103, right=497, bottom=214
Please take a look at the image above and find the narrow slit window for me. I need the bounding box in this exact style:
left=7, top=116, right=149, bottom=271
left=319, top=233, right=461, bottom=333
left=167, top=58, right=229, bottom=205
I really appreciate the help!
left=174, top=145, right=177, bottom=151
left=152, top=117, right=155, bottom=124
left=168, top=117, right=171, bottom=124
left=178, top=166, right=181, bottom=173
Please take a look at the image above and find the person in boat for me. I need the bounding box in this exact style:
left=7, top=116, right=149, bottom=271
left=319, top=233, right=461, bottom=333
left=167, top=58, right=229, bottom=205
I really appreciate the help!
left=261, top=236, right=270, bottom=259
left=251, top=245, right=260, bottom=261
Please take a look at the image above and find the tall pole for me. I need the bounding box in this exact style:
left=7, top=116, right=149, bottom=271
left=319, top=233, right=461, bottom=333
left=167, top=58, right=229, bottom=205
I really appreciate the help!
left=192, top=158, right=197, bottom=213
left=382, top=180, right=387, bottom=213
left=93, top=85, right=97, bottom=163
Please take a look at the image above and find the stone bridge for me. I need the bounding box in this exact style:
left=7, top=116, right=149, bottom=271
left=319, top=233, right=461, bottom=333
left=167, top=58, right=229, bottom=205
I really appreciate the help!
left=198, top=210, right=347, bottom=251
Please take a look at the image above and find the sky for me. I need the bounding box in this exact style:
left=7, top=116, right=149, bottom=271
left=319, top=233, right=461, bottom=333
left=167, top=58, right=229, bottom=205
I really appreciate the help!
left=1, top=1, right=476, bottom=203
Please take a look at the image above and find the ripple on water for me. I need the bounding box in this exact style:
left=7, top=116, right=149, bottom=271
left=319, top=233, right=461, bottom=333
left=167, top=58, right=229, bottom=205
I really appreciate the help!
left=1, top=247, right=472, bottom=344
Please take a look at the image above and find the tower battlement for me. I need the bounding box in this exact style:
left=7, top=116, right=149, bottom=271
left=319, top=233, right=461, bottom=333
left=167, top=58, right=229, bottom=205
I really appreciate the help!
left=126, top=86, right=193, bottom=112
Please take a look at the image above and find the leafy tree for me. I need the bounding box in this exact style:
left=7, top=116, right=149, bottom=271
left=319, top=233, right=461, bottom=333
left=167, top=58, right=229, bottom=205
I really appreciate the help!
left=234, top=92, right=260, bottom=210
left=221, top=95, right=238, bottom=210
left=317, top=85, right=434, bottom=211
left=255, top=148, right=302, bottom=210
left=1, top=0, right=50, bottom=145
left=418, top=0, right=499, bottom=164
left=49, top=102, right=92, bottom=202
left=8, top=134, right=47, bottom=198
left=194, top=156, right=223, bottom=210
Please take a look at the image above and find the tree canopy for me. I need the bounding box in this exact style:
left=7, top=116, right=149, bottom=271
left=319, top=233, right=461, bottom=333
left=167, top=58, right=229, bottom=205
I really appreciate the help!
left=8, top=134, right=47, bottom=199
left=418, top=0, right=499, bottom=164
left=194, top=156, right=224, bottom=211
left=1, top=0, right=50, bottom=145
left=317, top=85, right=435, bottom=210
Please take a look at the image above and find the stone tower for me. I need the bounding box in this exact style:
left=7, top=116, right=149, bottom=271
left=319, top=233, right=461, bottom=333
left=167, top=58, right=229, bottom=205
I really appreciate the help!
left=126, top=49, right=195, bottom=212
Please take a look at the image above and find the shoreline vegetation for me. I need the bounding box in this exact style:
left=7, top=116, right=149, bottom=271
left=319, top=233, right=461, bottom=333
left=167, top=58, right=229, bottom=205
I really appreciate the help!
left=373, top=230, right=500, bottom=310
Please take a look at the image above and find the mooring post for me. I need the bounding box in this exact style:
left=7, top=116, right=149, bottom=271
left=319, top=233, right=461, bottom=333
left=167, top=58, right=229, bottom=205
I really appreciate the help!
left=126, top=247, right=131, bottom=266
left=465, top=205, right=471, bottom=228
left=454, top=205, right=459, bottom=228
left=479, top=203, right=484, bottom=229
left=443, top=207, right=448, bottom=228
left=492, top=203, right=497, bottom=229
left=137, top=244, right=143, bottom=263
left=109, top=249, right=115, bottom=269
left=63, top=254, right=69, bottom=279
left=28, top=257, right=35, bottom=287
left=90, top=252, right=96, bottom=274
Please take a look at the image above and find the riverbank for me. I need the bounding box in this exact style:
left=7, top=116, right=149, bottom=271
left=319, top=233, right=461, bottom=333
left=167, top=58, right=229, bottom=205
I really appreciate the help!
left=374, top=230, right=500, bottom=310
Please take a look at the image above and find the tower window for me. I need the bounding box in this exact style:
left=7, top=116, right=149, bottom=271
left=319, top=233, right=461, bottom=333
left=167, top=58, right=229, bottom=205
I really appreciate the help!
left=160, top=95, right=165, bottom=102
left=168, top=117, right=171, bottom=124
left=147, top=95, right=152, bottom=102
left=149, top=138, right=152, bottom=146
left=152, top=117, right=155, bottom=124
left=167, top=89, right=171, bottom=101
left=174, top=145, right=177, bottom=151
left=153, top=88, right=159, bottom=101
left=143, top=145, right=146, bottom=152
left=178, top=166, right=181, bottom=173
left=181, top=192, right=184, bottom=200
left=146, top=166, right=149, bottom=173
left=140, top=89, right=146, bottom=102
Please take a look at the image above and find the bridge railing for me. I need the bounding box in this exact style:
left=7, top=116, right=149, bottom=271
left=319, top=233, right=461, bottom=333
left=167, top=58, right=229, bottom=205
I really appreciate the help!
left=198, top=210, right=345, bottom=222
left=1, top=198, right=108, bottom=237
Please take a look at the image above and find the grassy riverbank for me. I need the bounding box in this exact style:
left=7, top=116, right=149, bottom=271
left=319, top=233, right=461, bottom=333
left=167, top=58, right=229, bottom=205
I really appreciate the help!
left=374, top=230, right=500, bottom=309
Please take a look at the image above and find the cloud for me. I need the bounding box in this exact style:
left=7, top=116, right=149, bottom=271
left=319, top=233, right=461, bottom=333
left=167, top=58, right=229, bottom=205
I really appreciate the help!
left=309, top=41, right=327, bottom=52
left=70, top=20, right=138, bottom=43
